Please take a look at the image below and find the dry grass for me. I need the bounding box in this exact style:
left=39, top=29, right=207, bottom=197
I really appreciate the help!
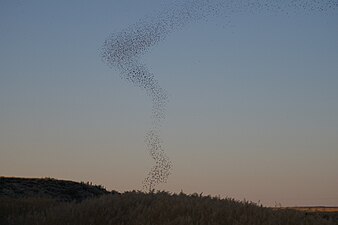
left=288, top=207, right=338, bottom=213
left=1, top=191, right=337, bottom=225
left=1, top=177, right=337, bottom=225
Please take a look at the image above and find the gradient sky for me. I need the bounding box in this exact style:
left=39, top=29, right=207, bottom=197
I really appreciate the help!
left=1, top=0, right=338, bottom=206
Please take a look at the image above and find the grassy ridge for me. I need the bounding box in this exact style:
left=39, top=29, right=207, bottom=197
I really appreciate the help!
left=0, top=177, right=337, bottom=225
left=0, top=177, right=110, bottom=202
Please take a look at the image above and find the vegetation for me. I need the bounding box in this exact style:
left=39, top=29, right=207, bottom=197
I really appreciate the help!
left=1, top=177, right=337, bottom=225
left=0, top=177, right=110, bottom=202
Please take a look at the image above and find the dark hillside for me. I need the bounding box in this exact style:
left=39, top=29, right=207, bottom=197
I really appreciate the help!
left=0, top=177, right=112, bottom=202
left=0, top=177, right=336, bottom=225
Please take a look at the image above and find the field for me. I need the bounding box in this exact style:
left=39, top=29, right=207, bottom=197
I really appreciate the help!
left=1, top=177, right=337, bottom=225
left=288, top=207, right=338, bottom=213
left=286, top=207, right=338, bottom=223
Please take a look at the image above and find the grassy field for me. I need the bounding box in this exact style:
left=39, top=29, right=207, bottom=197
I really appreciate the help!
left=286, top=207, right=338, bottom=224
left=288, top=207, right=338, bottom=213
left=1, top=177, right=337, bottom=225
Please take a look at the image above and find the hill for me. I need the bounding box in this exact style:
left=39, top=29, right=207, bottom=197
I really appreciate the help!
left=0, top=177, right=337, bottom=225
left=0, top=177, right=112, bottom=202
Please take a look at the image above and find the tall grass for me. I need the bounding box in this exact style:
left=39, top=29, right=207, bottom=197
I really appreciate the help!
left=1, top=191, right=336, bottom=225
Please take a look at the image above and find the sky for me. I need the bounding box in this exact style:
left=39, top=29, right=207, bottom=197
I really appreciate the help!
left=1, top=0, right=338, bottom=206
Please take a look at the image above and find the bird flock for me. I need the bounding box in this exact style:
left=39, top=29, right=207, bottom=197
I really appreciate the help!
left=101, top=0, right=337, bottom=191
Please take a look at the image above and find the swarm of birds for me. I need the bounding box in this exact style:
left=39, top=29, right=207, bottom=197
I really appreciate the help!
left=101, top=0, right=337, bottom=191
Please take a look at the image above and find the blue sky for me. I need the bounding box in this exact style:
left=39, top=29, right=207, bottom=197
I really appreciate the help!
left=1, top=0, right=338, bottom=206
